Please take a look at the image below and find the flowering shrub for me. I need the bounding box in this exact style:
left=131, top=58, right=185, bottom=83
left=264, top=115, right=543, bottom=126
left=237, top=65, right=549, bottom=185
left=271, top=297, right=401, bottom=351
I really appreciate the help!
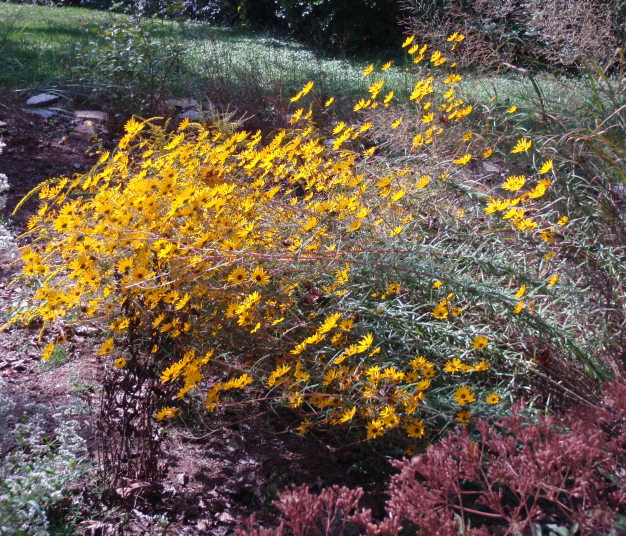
left=5, top=33, right=618, bottom=454
left=237, top=382, right=626, bottom=536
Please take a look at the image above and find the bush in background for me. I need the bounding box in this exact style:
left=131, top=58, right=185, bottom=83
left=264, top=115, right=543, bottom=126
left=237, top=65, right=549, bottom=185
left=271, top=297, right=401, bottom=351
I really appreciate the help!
left=401, top=0, right=625, bottom=71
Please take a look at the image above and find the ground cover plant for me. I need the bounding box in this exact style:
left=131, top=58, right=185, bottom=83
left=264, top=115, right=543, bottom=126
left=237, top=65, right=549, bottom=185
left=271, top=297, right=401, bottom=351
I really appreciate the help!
left=0, top=384, right=88, bottom=536
left=3, top=1, right=626, bottom=534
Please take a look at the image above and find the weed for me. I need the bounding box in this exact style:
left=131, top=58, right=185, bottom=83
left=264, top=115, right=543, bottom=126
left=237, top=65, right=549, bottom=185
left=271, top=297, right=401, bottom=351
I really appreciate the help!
left=39, top=346, right=68, bottom=372
left=67, top=373, right=97, bottom=397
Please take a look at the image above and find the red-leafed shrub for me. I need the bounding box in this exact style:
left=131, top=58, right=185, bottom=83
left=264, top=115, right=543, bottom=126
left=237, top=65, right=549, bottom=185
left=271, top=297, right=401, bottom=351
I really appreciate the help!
left=239, top=382, right=626, bottom=536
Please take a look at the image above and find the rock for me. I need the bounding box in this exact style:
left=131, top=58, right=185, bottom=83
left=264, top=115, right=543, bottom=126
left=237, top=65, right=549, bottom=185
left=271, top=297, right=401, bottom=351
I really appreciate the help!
left=0, top=121, right=7, bottom=128
left=482, top=162, right=501, bottom=174
left=168, top=98, right=199, bottom=109
left=25, top=108, right=56, bottom=118
left=176, top=472, right=189, bottom=486
left=217, top=511, right=235, bottom=524
left=115, top=480, right=153, bottom=500
left=75, top=110, right=107, bottom=122
left=212, top=526, right=229, bottom=536
left=196, top=519, right=211, bottom=531
left=70, top=123, right=95, bottom=142
left=26, top=93, right=59, bottom=106
left=180, top=109, right=202, bottom=121
left=81, top=521, right=119, bottom=536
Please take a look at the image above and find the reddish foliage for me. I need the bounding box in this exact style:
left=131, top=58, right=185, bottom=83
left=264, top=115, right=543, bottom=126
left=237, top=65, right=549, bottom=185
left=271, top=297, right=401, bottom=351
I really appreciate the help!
left=238, top=382, right=626, bottom=536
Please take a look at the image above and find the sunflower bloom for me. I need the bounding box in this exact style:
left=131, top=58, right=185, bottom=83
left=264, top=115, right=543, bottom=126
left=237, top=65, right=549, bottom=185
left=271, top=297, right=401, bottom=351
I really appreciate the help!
left=454, top=385, right=476, bottom=406
left=512, top=137, right=532, bottom=153
left=456, top=410, right=471, bottom=423
left=228, top=267, right=248, bottom=284
left=471, top=335, right=488, bottom=350
left=486, top=392, right=500, bottom=404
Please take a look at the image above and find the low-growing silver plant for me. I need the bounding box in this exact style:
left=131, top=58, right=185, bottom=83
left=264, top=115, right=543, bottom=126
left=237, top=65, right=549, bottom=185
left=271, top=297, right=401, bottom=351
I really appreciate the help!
left=0, top=382, right=88, bottom=536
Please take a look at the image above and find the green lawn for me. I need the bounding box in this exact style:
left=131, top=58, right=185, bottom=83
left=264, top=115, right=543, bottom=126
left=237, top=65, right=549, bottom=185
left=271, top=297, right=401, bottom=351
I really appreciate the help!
left=0, top=3, right=412, bottom=114
left=0, top=2, right=592, bottom=132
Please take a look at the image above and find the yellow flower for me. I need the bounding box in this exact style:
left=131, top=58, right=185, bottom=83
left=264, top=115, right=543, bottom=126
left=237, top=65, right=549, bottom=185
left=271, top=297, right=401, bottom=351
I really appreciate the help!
left=512, top=137, right=532, bottom=153
left=483, top=148, right=493, bottom=158
left=251, top=266, right=270, bottom=286
left=433, top=280, right=443, bottom=288
left=228, top=267, right=248, bottom=284
left=539, top=160, right=553, bottom=174
left=444, top=358, right=462, bottom=374
left=513, top=301, right=524, bottom=314
left=407, top=420, right=425, bottom=438
left=366, top=419, right=385, bottom=439
left=325, top=97, right=335, bottom=107
left=124, top=117, right=144, bottom=137
left=333, top=121, right=346, bottom=134
left=391, top=118, right=403, bottom=129
left=502, top=175, right=526, bottom=191
left=289, top=108, right=304, bottom=125
left=432, top=303, right=448, bottom=319
left=453, top=154, right=471, bottom=165
left=402, top=35, right=415, bottom=47
left=454, top=385, right=476, bottom=406
left=548, top=273, right=559, bottom=286
left=415, top=175, right=430, bottom=189
left=156, top=407, right=181, bottom=421
left=456, top=410, right=471, bottom=424
left=557, top=215, right=569, bottom=226
left=444, top=74, right=463, bottom=84
left=114, top=357, right=127, bottom=369
left=363, top=64, right=374, bottom=75
left=486, top=392, right=500, bottom=404
left=516, top=284, right=526, bottom=298
left=42, top=342, right=54, bottom=362
left=301, top=80, right=314, bottom=96
left=98, top=337, right=114, bottom=355
left=381, top=61, right=392, bottom=71
left=507, top=105, right=517, bottom=114
left=471, top=335, right=488, bottom=350
left=463, top=131, right=472, bottom=142
left=474, top=360, right=489, bottom=372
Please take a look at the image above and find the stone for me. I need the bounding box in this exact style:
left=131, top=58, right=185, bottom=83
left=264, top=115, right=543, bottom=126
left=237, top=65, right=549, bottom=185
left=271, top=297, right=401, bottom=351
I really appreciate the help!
left=176, top=472, right=189, bottom=486
left=216, top=511, right=235, bottom=524
left=0, top=121, right=7, bottom=128
left=25, top=108, right=56, bottom=118
left=26, top=93, right=58, bottom=107
left=180, top=109, right=202, bottom=121
left=75, top=110, right=107, bottom=122
left=69, top=123, right=95, bottom=142
left=168, top=98, right=199, bottom=109
left=482, top=162, right=501, bottom=174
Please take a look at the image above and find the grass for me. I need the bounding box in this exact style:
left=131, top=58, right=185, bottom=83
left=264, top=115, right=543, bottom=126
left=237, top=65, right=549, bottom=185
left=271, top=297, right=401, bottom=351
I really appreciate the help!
left=0, top=2, right=409, bottom=119
left=40, top=345, right=68, bottom=371
left=0, top=2, right=595, bottom=134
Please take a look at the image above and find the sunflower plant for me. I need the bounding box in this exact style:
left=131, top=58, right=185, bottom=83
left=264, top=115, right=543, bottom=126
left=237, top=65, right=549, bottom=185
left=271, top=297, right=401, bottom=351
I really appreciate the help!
left=5, top=33, right=608, bottom=454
